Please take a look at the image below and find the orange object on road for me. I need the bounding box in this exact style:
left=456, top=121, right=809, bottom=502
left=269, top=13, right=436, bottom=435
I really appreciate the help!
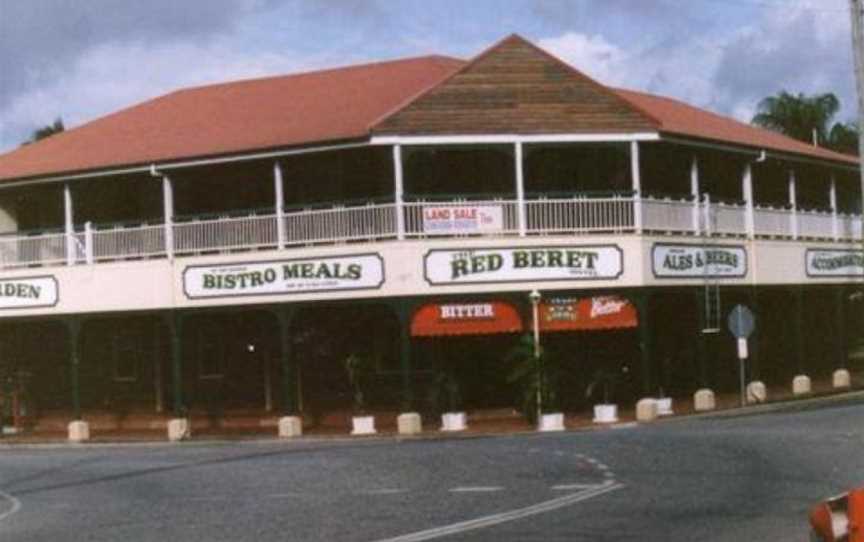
left=849, top=488, right=864, bottom=542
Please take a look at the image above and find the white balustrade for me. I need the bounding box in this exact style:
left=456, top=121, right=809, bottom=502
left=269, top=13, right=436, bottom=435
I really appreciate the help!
left=641, top=196, right=694, bottom=234
left=91, top=224, right=166, bottom=261
left=797, top=209, right=835, bottom=240
left=524, top=197, right=634, bottom=234
left=711, top=203, right=747, bottom=236
left=0, top=232, right=67, bottom=268
left=753, top=206, right=792, bottom=238
left=174, top=213, right=279, bottom=254
left=283, top=202, right=397, bottom=245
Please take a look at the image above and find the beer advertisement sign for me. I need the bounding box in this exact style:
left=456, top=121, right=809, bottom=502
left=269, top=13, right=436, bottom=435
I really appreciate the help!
left=423, top=245, right=623, bottom=285
left=652, top=243, right=747, bottom=278
left=183, top=253, right=385, bottom=299
left=806, top=249, right=864, bottom=277
left=0, top=276, right=58, bottom=309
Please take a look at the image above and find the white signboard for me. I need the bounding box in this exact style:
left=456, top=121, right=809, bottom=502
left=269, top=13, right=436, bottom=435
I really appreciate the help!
left=424, top=245, right=623, bottom=285
left=806, top=249, right=864, bottom=277
left=184, top=254, right=385, bottom=299
left=652, top=244, right=747, bottom=278
left=0, top=276, right=58, bottom=309
left=421, top=205, right=504, bottom=235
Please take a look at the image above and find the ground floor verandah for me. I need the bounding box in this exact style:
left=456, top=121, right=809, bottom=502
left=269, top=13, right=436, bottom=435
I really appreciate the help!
left=0, top=284, right=862, bottom=438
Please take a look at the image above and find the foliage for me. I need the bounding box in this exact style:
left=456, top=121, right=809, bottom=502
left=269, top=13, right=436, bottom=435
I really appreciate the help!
left=584, top=367, right=626, bottom=405
left=506, top=334, right=560, bottom=423
left=344, top=353, right=374, bottom=414
left=751, top=91, right=858, bottom=155
left=22, top=118, right=65, bottom=145
left=427, top=369, right=463, bottom=414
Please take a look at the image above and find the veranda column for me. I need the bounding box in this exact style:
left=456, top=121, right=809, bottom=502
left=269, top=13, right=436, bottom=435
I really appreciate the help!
left=392, top=145, right=406, bottom=240
left=791, top=287, right=811, bottom=395
left=514, top=141, right=527, bottom=236
left=273, top=161, right=286, bottom=249
left=693, top=287, right=715, bottom=411
left=788, top=170, right=798, bottom=240
left=631, top=141, right=643, bottom=234
left=833, top=286, right=851, bottom=389
left=66, top=317, right=89, bottom=442
left=636, top=292, right=654, bottom=396
left=63, top=183, right=75, bottom=265
left=747, top=287, right=762, bottom=381
left=166, top=312, right=189, bottom=441
left=395, top=299, right=421, bottom=435
left=690, top=157, right=701, bottom=233
left=743, top=163, right=755, bottom=239
left=162, top=175, right=175, bottom=260
left=830, top=175, right=839, bottom=241
left=275, top=307, right=302, bottom=437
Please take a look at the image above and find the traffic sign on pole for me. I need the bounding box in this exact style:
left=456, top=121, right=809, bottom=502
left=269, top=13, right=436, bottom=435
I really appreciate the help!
left=728, top=304, right=755, bottom=339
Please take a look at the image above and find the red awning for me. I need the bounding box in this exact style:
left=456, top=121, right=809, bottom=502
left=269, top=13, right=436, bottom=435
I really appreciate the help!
left=539, top=296, right=638, bottom=332
left=411, top=302, right=524, bottom=337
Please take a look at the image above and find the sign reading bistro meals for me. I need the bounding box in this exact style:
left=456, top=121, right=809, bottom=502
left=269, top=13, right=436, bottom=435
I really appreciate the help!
left=0, top=276, right=58, bottom=309
left=183, top=254, right=384, bottom=299
left=423, top=245, right=623, bottom=285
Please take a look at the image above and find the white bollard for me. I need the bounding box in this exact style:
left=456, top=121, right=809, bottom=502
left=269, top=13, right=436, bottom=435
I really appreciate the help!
left=277, top=416, right=303, bottom=438
left=167, top=418, right=190, bottom=442
left=832, top=369, right=851, bottom=389
left=694, top=389, right=716, bottom=412
left=351, top=415, right=376, bottom=435
left=397, top=413, right=422, bottom=435
left=792, top=375, right=812, bottom=396
left=635, top=398, right=659, bottom=422
left=746, top=381, right=767, bottom=404
left=538, top=413, right=565, bottom=432
left=68, top=420, right=90, bottom=443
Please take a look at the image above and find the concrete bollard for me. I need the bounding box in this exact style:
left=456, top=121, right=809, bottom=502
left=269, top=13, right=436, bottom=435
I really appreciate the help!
left=746, top=381, right=767, bottom=404
left=68, top=420, right=90, bottom=443
left=833, top=369, right=852, bottom=389
left=636, top=398, right=659, bottom=422
left=397, top=412, right=422, bottom=436
left=277, top=416, right=303, bottom=438
left=694, top=389, right=716, bottom=412
left=167, top=418, right=191, bottom=442
left=792, top=375, right=812, bottom=396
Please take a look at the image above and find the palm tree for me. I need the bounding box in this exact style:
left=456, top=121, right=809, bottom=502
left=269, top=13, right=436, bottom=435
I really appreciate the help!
left=752, top=91, right=859, bottom=155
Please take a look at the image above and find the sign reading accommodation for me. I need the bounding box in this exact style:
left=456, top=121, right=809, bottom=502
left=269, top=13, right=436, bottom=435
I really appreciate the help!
left=806, top=249, right=864, bottom=277
left=424, top=245, right=623, bottom=285
left=652, top=244, right=747, bottom=278
left=421, top=204, right=504, bottom=235
left=0, top=276, right=58, bottom=309
left=183, top=254, right=384, bottom=299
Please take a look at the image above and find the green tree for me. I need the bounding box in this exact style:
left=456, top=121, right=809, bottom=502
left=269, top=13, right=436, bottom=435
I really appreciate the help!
left=752, top=91, right=858, bottom=155
left=22, top=117, right=64, bottom=145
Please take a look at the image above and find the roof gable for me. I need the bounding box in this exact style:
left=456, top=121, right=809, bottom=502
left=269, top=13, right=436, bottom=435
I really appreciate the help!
left=371, top=34, right=659, bottom=136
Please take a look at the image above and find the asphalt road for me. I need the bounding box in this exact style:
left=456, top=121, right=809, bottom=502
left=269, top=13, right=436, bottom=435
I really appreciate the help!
left=1, top=400, right=862, bottom=541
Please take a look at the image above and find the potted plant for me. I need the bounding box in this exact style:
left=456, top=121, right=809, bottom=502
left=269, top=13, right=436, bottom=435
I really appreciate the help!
left=429, top=370, right=466, bottom=431
left=345, top=353, right=376, bottom=435
left=585, top=368, right=623, bottom=424
left=507, top=334, right=564, bottom=431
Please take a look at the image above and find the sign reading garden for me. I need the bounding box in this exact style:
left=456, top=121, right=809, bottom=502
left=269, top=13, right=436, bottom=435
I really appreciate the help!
left=423, top=245, right=623, bottom=285
left=652, top=243, right=747, bottom=278
left=0, top=276, right=58, bottom=309
left=183, top=254, right=385, bottom=299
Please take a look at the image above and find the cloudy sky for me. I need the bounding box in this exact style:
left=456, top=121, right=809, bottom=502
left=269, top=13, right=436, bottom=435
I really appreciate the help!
left=0, top=0, right=857, bottom=152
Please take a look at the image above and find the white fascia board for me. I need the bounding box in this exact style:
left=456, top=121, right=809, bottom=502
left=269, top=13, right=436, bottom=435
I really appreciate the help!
left=370, top=133, right=660, bottom=146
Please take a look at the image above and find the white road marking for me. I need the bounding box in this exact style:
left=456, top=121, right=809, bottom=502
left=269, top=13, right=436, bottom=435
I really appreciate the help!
left=360, top=489, right=408, bottom=495
left=371, top=482, right=624, bottom=542
left=0, top=489, right=21, bottom=523
left=550, top=483, right=607, bottom=491
left=449, top=486, right=504, bottom=493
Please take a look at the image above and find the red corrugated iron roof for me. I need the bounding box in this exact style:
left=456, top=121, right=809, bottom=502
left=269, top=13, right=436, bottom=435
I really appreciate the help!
left=614, top=88, right=858, bottom=165
left=0, top=55, right=464, bottom=181
left=0, top=36, right=857, bottom=183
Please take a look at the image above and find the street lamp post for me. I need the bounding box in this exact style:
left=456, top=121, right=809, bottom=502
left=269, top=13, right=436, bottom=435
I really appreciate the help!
left=529, top=289, right=542, bottom=423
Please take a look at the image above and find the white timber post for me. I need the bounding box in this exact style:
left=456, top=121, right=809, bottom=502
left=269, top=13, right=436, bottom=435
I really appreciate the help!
left=690, top=156, right=700, bottom=234
left=830, top=175, right=839, bottom=241
left=515, top=141, right=527, bottom=236
left=84, top=221, right=94, bottom=264
left=789, top=170, right=798, bottom=240
left=393, top=145, right=406, bottom=240
left=63, top=183, right=75, bottom=265
left=631, top=141, right=643, bottom=234
left=743, top=163, right=755, bottom=239
left=273, top=161, right=286, bottom=249
left=162, top=175, right=174, bottom=260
